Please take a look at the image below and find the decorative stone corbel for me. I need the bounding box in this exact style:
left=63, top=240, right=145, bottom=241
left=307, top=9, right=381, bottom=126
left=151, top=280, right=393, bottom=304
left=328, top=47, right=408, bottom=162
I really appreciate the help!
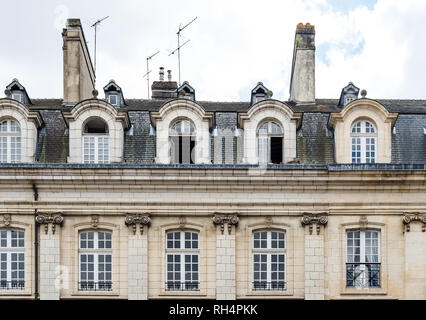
left=301, top=212, right=328, bottom=235
left=125, top=214, right=151, bottom=234
left=91, top=215, right=99, bottom=229
left=213, top=213, right=239, bottom=235
left=35, top=213, right=64, bottom=234
left=0, top=214, right=11, bottom=227
left=178, top=216, right=187, bottom=229
left=402, top=213, right=426, bottom=233
left=359, top=216, right=368, bottom=231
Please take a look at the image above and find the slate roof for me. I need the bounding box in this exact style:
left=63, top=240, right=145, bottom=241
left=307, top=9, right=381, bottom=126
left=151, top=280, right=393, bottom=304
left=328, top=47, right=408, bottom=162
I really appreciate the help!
left=4, top=97, right=426, bottom=165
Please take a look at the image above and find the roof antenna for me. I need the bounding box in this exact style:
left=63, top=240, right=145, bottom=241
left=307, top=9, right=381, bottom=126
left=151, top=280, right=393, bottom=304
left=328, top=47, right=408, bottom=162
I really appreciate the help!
left=91, top=16, right=109, bottom=85
left=143, top=50, right=160, bottom=99
left=169, top=17, right=197, bottom=86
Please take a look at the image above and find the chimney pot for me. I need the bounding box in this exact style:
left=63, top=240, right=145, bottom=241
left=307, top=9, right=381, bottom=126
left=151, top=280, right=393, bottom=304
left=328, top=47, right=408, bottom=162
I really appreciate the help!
left=167, top=70, right=172, bottom=81
left=159, top=67, right=165, bottom=81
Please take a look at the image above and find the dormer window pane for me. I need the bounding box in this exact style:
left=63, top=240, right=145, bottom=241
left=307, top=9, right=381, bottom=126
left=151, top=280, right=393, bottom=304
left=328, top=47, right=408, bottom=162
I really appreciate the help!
left=108, top=95, right=118, bottom=106
left=11, top=94, right=23, bottom=103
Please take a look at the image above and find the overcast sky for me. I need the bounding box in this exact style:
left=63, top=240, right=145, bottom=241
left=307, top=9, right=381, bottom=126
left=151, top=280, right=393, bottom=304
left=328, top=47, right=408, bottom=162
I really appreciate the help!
left=0, top=0, right=425, bottom=102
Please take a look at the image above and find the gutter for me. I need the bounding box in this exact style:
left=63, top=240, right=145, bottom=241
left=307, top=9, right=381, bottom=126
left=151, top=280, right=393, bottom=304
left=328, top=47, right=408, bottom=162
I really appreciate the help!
left=32, top=183, right=39, bottom=300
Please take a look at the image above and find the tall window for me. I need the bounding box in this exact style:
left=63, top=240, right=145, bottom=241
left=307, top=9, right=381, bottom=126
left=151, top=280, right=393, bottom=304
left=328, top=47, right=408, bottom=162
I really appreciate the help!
left=252, top=231, right=286, bottom=290
left=170, top=120, right=196, bottom=164
left=0, top=119, right=21, bottom=163
left=0, top=230, right=25, bottom=290
left=165, top=231, right=199, bottom=291
left=79, top=231, right=112, bottom=291
left=351, top=120, right=376, bottom=163
left=83, top=119, right=109, bottom=164
left=346, top=230, right=380, bottom=288
left=108, top=95, right=118, bottom=106
left=257, top=121, right=283, bottom=164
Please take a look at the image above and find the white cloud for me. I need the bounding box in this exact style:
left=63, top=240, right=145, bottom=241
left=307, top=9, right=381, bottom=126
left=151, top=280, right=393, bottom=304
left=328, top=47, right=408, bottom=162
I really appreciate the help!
left=0, top=0, right=425, bottom=101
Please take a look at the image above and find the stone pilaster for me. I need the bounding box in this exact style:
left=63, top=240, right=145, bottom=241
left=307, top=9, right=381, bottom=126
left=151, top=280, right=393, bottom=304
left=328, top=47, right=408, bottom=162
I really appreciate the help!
left=402, top=213, right=425, bottom=300
left=36, top=213, right=64, bottom=300
left=125, top=214, right=151, bottom=300
left=213, top=214, right=239, bottom=300
left=301, top=212, right=327, bottom=300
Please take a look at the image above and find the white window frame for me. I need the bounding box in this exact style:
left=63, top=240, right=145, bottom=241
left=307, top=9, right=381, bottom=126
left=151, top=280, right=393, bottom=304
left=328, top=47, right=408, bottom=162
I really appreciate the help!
left=257, top=121, right=284, bottom=165
left=252, top=231, right=286, bottom=291
left=346, top=230, right=381, bottom=288
left=0, top=229, right=25, bottom=290
left=82, top=135, right=109, bottom=164
left=0, top=120, right=22, bottom=163
left=351, top=120, right=377, bottom=164
left=78, top=231, right=112, bottom=291
left=108, top=94, right=118, bottom=106
left=11, top=93, right=23, bottom=103
left=165, top=230, right=200, bottom=291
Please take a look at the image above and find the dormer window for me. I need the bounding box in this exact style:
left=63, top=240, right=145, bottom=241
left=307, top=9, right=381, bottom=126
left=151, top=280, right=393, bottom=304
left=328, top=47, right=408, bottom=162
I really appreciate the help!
left=11, top=93, right=23, bottom=103
left=339, top=82, right=360, bottom=107
left=251, top=82, right=272, bottom=106
left=108, top=95, right=118, bottom=106
left=103, top=80, right=124, bottom=108
left=177, top=82, right=195, bottom=101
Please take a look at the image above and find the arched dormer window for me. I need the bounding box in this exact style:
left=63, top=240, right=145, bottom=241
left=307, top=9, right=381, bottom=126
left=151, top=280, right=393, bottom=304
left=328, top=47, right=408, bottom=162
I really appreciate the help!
left=350, top=120, right=377, bottom=163
left=82, top=118, right=109, bottom=164
left=169, top=119, right=196, bottom=164
left=0, top=119, right=21, bottom=163
left=257, top=121, right=283, bottom=164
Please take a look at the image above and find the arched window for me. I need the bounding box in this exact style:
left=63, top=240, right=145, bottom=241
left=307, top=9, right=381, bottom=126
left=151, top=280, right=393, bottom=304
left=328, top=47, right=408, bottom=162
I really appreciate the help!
left=346, top=230, right=380, bottom=288
left=0, top=119, right=21, bottom=163
left=351, top=120, right=377, bottom=163
left=165, top=230, right=199, bottom=291
left=0, top=229, right=25, bottom=290
left=257, top=121, right=283, bottom=164
left=82, top=118, right=109, bottom=164
left=169, top=120, right=196, bottom=164
left=79, top=231, right=112, bottom=291
left=253, top=230, right=286, bottom=291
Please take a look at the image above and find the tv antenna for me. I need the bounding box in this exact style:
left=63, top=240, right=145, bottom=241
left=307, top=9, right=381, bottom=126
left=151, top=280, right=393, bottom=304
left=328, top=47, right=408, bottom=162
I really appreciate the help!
left=142, top=50, right=160, bottom=99
left=169, top=17, right=197, bottom=86
left=91, top=16, right=109, bottom=84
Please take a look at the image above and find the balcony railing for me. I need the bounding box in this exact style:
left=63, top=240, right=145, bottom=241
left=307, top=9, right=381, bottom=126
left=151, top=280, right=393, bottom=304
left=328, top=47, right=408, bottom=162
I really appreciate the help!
left=165, top=281, right=200, bottom=291
left=346, top=263, right=381, bottom=288
left=252, top=281, right=286, bottom=291
left=0, top=280, right=25, bottom=290
left=78, top=281, right=113, bottom=291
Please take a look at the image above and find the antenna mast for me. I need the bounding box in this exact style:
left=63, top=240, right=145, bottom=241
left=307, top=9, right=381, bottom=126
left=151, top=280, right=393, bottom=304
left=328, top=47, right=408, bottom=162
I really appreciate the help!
left=91, top=16, right=109, bottom=84
left=170, top=17, right=197, bottom=86
left=143, top=51, right=160, bottom=99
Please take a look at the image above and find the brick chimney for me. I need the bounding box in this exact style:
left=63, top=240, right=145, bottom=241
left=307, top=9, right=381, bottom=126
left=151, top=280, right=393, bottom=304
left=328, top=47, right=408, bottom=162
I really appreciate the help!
left=289, top=23, right=316, bottom=104
left=62, top=19, right=95, bottom=105
left=151, top=67, right=177, bottom=99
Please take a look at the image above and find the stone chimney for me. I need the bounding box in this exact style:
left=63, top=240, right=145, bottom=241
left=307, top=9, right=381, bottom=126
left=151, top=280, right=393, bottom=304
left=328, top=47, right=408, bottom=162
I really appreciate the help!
left=151, top=67, right=177, bottom=99
left=62, top=19, right=95, bottom=105
left=289, top=23, right=316, bottom=104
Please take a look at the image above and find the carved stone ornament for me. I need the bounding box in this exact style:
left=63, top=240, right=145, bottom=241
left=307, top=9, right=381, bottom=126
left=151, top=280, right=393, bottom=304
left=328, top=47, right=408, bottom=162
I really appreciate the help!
left=213, top=213, right=239, bottom=235
left=90, top=215, right=99, bottom=229
left=402, top=213, right=426, bottom=233
left=125, top=214, right=151, bottom=234
left=0, top=214, right=11, bottom=227
left=265, top=216, right=273, bottom=229
left=178, top=216, right=186, bottom=229
left=359, top=216, right=369, bottom=230
left=301, top=212, right=328, bottom=235
left=35, top=213, right=64, bottom=234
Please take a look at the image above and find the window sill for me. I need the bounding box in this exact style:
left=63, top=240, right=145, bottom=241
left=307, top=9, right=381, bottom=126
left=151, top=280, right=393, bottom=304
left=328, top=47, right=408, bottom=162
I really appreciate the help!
left=246, top=290, right=293, bottom=297
left=0, top=291, right=32, bottom=296
left=159, top=290, right=207, bottom=297
left=341, top=287, right=387, bottom=296
left=71, top=291, right=119, bottom=297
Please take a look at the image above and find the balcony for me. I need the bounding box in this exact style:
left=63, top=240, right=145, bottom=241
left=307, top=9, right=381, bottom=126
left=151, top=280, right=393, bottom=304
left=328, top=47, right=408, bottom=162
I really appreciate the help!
left=78, top=281, right=112, bottom=291
left=165, top=281, right=200, bottom=291
left=0, top=280, right=25, bottom=290
left=346, top=263, right=380, bottom=288
left=252, top=281, right=286, bottom=291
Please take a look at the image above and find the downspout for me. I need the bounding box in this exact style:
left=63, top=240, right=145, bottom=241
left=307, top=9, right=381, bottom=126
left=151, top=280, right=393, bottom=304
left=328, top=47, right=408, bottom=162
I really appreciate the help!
left=32, top=183, right=39, bottom=300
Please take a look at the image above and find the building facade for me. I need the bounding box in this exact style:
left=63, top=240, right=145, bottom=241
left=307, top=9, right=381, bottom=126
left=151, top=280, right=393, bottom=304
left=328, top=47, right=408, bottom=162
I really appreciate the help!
left=0, top=19, right=425, bottom=300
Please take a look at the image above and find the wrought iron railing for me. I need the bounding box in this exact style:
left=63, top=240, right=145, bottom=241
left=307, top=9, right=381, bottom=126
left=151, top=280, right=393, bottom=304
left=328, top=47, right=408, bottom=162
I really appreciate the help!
left=165, top=281, right=200, bottom=291
left=0, top=280, right=25, bottom=290
left=78, top=281, right=113, bottom=291
left=346, top=263, right=381, bottom=288
left=252, top=281, right=286, bottom=291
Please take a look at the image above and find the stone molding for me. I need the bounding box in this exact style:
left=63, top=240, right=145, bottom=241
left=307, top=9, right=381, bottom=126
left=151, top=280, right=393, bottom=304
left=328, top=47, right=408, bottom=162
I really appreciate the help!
left=301, top=212, right=328, bottom=235
left=0, top=214, right=11, bottom=227
left=125, top=214, right=151, bottom=234
left=36, top=213, right=64, bottom=234
left=212, top=213, right=239, bottom=235
left=402, top=212, right=426, bottom=233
